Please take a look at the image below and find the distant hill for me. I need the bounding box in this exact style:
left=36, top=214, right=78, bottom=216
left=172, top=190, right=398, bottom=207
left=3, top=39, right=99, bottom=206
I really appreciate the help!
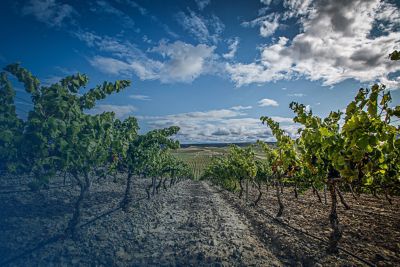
left=180, top=142, right=276, bottom=148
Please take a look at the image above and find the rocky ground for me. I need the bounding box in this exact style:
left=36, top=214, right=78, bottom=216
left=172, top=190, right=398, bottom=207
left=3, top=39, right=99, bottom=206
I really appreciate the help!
left=1, top=175, right=398, bottom=266
left=222, top=183, right=400, bottom=267
left=1, top=175, right=282, bottom=266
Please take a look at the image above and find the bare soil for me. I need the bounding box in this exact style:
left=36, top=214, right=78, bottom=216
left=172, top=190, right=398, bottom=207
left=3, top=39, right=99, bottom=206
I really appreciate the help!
left=0, top=176, right=399, bottom=266
left=222, top=183, right=400, bottom=266
left=0, top=176, right=280, bottom=266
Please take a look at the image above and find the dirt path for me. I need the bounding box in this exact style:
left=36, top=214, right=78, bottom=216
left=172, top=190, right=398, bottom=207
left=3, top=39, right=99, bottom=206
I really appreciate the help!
left=129, top=180, right=283, bottom=266
left=2, top=178, right=284, bottom=266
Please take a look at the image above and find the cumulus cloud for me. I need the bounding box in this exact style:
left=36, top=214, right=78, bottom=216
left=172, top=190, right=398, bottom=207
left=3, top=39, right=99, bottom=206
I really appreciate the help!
left=139, top=108, right=298, bottom=143
left=226, top=37, right=291, bottom=86
left=260, top=14, right=280, bottom=37
left=77, top=32, right=216, bottom=83
left=176, top=9, right=224, bottom=44
left=282, top=0, right=313, bottom=19
left=22, top=0, right=76, bottom=27
left=139, top=110, right=268, bottom=143
left=258, top=98, right=279, bottom=107
left=231, top=0, right=400, bottom=89
left=151, top=41, right=216, bottom=82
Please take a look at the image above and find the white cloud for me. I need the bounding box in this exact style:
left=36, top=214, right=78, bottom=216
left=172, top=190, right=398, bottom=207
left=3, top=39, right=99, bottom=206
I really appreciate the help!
left=89, top=56, right=129, bottom=75
left=129, top=94, right=151, bottom=101
left=260, top=14, right=280, bottom=37
left=195, top=0, right=211, bottom=10
left=78, top=32, right=216, bottom=83
left=140, top=108, right=298, bottom=143
left=90, top=104, right=137, bottom=118
left=223, top=37, right=240, bottom=59
left=242, top=13, right=280, bottom=38
left=176, top=9, right=224, bottom=44
left=226, top=62, right=285, bottom=87
left=139, top=109, right=270, bottom=143
left=88, top=56, right=161, bottom=80
left=282, top=0, right=313, bottom=19
left=230, top=0, right=400, bottom=89
left=230, top=105, right=253, bottom=111
left=22, top=0, right=76, bottom=27
left=270, top=116, right=293, bottom=123
left=258, top=98, right=279, bottom=107
left=261, top=0, right=273, bottom=5
left=151, top=41, right=216, bottom=83
left=374, top=1, right=400, bottom=31
left=226, top=37, right=291, bottom=86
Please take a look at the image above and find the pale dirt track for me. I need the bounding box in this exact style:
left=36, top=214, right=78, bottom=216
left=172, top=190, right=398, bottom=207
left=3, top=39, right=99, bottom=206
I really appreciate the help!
left=1, top=178, right=285, bottom=266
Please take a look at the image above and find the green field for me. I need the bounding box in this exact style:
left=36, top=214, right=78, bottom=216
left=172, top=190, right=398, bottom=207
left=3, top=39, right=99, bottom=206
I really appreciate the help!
left=172, top=146, right=228, bottom=179
left=172, top=143, right=271, bottom=179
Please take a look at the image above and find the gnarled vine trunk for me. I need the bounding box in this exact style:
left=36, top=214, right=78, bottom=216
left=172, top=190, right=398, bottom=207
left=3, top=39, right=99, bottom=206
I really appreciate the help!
left=385, top=188, right=393, bottom=205
left=327, top=180, right=342, bottom=253
left=121, top=171, right=133, bottom=211
left=276, top=182, right=284, bottom=217
left=146, top=183, right=152, bottom=199
left=348, top=184, right=357, bottom=200
left=156, top=177, right=162, bottom=194
left=152, top=176, right=156, bottom=196
left=163, top=177, right=168, bottom=190
left=336, top=185, right=350, bottom=210
left=239, top=179, right=244, bottom=199
left=245, top=180, right=249, bottom=202
left=65, top=172, right=90, bottom=239
left=254, top=181, right=262, bottom=206
left=312, top=184, right=322, bottom=203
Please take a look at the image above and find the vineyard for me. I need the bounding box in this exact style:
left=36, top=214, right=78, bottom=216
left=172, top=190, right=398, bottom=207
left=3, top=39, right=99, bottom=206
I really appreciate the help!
left=0, top=51, right=399, bottom=266
left=173, top=147, right=221, bottom=179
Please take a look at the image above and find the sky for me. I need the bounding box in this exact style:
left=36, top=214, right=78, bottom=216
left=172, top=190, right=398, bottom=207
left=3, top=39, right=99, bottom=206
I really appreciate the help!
left=1, top=0, right=400, bottom=144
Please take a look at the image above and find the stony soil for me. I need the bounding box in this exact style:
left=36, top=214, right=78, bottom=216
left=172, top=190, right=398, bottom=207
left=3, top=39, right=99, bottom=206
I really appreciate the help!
left=1, top=175, right=282, bottom=266
left=226, top=183, right=400, bottom=267
left=1, top=175, right=398, bottom=266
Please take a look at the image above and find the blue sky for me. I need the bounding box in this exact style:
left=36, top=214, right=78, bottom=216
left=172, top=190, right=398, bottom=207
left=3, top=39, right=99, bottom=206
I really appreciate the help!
left=1, top=0, right=400, bottom=143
